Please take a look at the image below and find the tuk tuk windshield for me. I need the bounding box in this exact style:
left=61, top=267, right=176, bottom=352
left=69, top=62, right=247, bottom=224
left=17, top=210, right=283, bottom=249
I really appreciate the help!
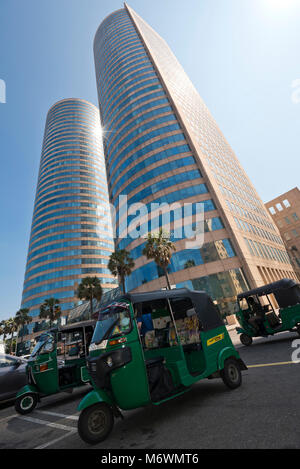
left=91, top=302, right=131, bottom=345
left=31, top=333, right=55, bottom=357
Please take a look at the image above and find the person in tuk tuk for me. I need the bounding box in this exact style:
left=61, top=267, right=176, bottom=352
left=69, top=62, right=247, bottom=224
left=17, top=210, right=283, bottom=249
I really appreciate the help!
left=247, top=296, right=266, bottom=335
left=68, top=343, right=81, bottom=357
left=137, top=305, right=154, bottom=337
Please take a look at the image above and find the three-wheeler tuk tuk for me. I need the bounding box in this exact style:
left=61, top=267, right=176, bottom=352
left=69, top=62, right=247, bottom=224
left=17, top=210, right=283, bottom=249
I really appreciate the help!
left=77, top=288, right=247, bottom=444
left=15, top=319, right=95, bottom=414
left=235, top=279, right=300, bottom=346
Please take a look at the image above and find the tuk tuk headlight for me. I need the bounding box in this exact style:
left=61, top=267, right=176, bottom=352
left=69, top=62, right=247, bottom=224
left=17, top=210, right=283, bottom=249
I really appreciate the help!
left=106, top=356, right=113, bottom=368
left=89, top=340, right=107, bottom=352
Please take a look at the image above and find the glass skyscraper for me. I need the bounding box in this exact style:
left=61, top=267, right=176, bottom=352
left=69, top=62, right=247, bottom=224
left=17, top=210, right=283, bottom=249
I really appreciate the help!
left=93, top=4, right=296, bottom=315
left=19, top=98, right=116, bottom=346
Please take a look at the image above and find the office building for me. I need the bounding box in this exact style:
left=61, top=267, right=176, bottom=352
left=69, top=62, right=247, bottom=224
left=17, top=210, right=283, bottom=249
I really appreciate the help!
left=266, top=187, right=300, bottom=280
left=92, top=4, right=296, bottom=316
left=18, top=98, right=116, bottom=352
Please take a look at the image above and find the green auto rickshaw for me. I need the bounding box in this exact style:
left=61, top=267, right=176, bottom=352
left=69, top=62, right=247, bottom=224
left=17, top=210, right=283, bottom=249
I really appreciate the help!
left=235, top=278, right=300, bottom=346
left=15, top=319, right=95, bottom=414
left=77, top=288, right=247, bottom=444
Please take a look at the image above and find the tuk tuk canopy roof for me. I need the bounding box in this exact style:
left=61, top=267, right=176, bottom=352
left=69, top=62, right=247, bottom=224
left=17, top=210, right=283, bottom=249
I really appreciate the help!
left=237, top=278, right=300, bottom=308
left=237, top=279, right=298, bottom=299
left=121, top=288, right=224, bottom=331
left=59, top=319, right=95, bottom=332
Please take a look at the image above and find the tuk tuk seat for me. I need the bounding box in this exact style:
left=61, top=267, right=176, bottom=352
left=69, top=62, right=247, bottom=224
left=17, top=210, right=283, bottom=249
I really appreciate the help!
left=145, top=356, right=164, bottom=367
left=265, top=311, right=281, bottom=328
left=182, top=343, right=202, bottom=353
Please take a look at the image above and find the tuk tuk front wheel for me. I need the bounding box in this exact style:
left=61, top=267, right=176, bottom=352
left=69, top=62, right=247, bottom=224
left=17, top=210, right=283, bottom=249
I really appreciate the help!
left=221, top=358, right=242, bottom=390
left=240, top=334, right=253, bottom=346
left=78, top=403, right=114, bottom=445
left=15, top=393, right=38, bottom=415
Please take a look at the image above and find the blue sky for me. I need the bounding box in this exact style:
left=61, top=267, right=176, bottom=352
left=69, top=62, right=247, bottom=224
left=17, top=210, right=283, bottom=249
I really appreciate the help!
left=0, top=0, right=300, bottom=320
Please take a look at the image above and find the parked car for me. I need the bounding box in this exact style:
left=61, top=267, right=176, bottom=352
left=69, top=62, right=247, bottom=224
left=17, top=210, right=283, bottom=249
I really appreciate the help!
left=0, top=354, right=28, bottom=403
left=20, top=354, right=31, bottom=360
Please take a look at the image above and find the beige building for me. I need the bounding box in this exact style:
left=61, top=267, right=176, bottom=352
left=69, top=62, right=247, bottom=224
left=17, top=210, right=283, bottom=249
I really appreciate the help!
left=266, top=188, right=300, bottom=281
left=93, top=4, right=296, bottom=318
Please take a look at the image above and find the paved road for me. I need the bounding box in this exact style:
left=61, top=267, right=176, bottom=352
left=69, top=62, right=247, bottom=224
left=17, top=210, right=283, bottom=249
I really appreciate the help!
left=0, top=330, right=299, bottom=449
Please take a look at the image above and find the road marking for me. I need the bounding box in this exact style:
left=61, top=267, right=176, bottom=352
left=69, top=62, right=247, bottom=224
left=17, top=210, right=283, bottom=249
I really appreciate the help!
left=248, top=361, right=299, bottom=368
left=35, top=410, right=79, bottom=421
left=17, top=415, right=75, bottom=432
left=35, top=430, right=77, bottom=449
left=13, top=414, right=78, bottom=449
left=0, top=413, right=17, bottom=424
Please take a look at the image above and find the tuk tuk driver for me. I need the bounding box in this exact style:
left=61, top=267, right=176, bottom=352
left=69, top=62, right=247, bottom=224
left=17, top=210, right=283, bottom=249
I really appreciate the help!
left=247, top=297, right=266, bottom=335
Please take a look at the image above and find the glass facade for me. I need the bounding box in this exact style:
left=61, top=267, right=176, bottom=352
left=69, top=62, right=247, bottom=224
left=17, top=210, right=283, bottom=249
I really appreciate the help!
left=94, top=11, right=222, bottom=275
left=20, top=98, right=117, bottom=326
left=93, top=5, right=296, bottom=307
left=93, top=8, right=250, bottom=304
left=177, top=269, right=249, bottom=316
left=125, top=238, right=237, bottom=292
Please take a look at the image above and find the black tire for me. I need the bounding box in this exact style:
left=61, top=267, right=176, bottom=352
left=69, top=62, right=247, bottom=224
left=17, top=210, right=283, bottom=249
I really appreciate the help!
left=78, top=403, right=114, bottom=445
left=240, top=334, right=253, bottom=346
left=15, top=393, right=38, bottom=415
left=297, top=325, right=300, bottom=336
left=221, top=358, right=242, bottom=390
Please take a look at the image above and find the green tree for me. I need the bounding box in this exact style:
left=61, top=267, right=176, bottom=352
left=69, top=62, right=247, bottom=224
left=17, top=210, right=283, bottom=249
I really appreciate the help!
left=4, top=318, right=17, bottom=355
left=15, top=308, right=32, bottom=353
left=1, top=319, right=11, bottom=353
left=0, top=320, right=5, bottom=338
left=39, top=298, right=62, bottom=329
left=143, top=229, right=176, bottom=290
left=76, top=277, right=103, bottom=319
left=108, top=250, right=135, bottom=293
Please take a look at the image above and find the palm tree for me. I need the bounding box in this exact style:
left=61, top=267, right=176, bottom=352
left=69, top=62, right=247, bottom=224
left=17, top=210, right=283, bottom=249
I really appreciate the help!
left=1, top=320, right=11, bottom=353
left=108, top=250, right=135, bottom=293
left=2, top=318, right=17, bottom=355
left=8, top=318, right=18, bottom=354
left=76, top=277, right=103, bottom=319
left=143, top=229, right=176, bottom=290
left=39, top=298, right=62, bottom=329
left=15, top=308, right=32, bottom=353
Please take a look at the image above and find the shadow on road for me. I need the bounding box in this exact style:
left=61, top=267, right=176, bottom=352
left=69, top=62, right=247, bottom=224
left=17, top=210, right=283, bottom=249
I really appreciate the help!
left=39, top=385, right=93, bottom=411
left=91, top=380, right=231, bottom=449
left=0, top=399, right=15, bottom=412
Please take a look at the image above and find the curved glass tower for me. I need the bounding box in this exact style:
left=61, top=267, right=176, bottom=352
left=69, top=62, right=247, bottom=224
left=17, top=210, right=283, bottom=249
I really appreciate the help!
left=20, top=98, right=116, bottom=338
left=93, top=5, right=296, bottom=313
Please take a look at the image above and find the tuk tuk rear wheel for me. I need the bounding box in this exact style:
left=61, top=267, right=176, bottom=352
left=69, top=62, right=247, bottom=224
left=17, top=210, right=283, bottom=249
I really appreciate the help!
left=240, top=334, right=253, bottom=346
left=296, top=325, right=300, bottom=336
left=15, top=393, right=38, bottom=415
left=221, top=358, right=242, bottom=390
left=78, top=403, right=114, bottom=445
